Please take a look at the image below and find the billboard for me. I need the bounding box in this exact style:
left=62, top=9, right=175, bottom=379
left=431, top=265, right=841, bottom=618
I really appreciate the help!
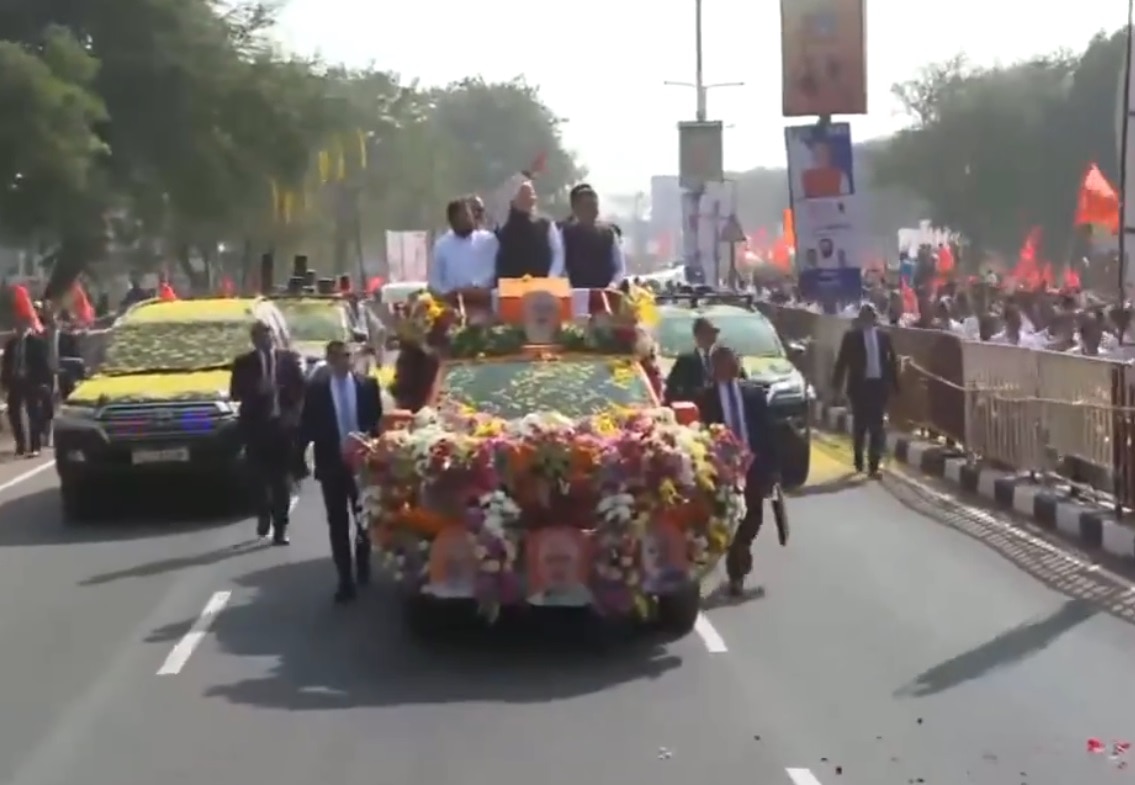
left=785, top=122, right=865, bottom=299
left=678, top=121, right=724, bottom=188
left=780, top=0, right=866, bottom=117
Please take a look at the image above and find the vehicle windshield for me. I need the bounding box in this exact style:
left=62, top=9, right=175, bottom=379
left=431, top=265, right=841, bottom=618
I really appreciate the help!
left=274, top=301, right=347, bottom=343
left=102, top=321, right=251, bottom=374
left=439, top=358, right=653, bottom=420
left=654, top=311, right=785, bottom=358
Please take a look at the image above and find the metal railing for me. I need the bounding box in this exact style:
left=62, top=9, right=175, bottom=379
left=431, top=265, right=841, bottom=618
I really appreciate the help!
left=763, top=305, right=1135, bottom=513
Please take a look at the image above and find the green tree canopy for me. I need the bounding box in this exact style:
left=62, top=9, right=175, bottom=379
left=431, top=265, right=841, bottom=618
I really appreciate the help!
left=0, top=0, right=582, bottom=288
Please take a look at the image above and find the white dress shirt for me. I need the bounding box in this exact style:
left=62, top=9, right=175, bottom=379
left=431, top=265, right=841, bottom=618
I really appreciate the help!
left=717, top=380, right=750, bottom=449
left=329, top=371, right=358, bottom=444
left=863, top=326, right=882, bottom=379
left=545, top=222, right=567, bottom=278
left=429, top=229, right=499, bottom=294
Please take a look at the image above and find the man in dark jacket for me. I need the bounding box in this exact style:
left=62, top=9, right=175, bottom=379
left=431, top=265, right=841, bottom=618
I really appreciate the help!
left=229, top=321, right=305, bottom=543
left=697, top=345, right=779, bottom=596
left=832, top=303, right=899, bottom=476
left=561, top=183, right=625, bottom=288
left=1, top=315, right=52, bottom=457
left=663, top=316, right=719, bottom=404
left=494, top=179, right=565, bottom=281
left=300, top=339, right=383, bottom=603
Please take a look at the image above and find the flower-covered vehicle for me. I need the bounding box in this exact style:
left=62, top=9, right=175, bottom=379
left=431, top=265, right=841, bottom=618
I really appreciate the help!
left=353, top=278, right=753, bottom=636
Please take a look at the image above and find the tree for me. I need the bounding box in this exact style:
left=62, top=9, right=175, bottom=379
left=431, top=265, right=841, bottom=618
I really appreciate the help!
left=870, top=32, right=1127, bottom=260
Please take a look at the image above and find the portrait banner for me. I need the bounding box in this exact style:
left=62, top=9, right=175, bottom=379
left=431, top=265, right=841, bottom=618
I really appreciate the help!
left=678, top=121, right=724, bottom=189
left=780, top=0, right=867, bottom=117
left=784, top=122, right=865, bottom=299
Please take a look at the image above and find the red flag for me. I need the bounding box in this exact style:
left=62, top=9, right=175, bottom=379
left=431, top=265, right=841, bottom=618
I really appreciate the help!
left=11, top=285, right=42, bottom=332
left=365, top=276, right=384, bottom=295
left=1074, top=163, right=1119, bottom=232
left=70, top=282, right=94, bottom=326
left=936, top=244, right=956, bottom=273
left=158, top=282, right=178, bottom=301
left=1063, top=267, right=1082, bottom=290
left=900, top=280, right=918, bottom=317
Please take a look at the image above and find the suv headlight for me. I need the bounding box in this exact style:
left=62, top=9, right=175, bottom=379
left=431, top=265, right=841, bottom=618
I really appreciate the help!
left=57, top=403, right=98, bottom=420
left=766, top=376, right=808, bottom=402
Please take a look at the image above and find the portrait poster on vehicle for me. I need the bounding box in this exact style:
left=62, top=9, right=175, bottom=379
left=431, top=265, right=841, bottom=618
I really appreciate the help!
left=385, top=230, right=429, bottom=283
left=780, top=0, right=866, bottom=117
left=784, top=122, right=864, bottom=300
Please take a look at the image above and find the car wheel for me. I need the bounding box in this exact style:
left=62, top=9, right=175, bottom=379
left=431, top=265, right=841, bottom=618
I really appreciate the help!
left=60, top=477, right=97, bottom=523
left=656, top=582, right=701, bottom=637
left=780, top=427, right=812, bottom=492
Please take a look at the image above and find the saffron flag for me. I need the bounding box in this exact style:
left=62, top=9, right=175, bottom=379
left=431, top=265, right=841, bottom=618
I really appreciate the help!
left=1074, top=163, right=1119, bottom=232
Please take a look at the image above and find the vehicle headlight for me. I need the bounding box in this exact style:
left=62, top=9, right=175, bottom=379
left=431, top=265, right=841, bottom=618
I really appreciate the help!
left=57, top=403, right=98, bottom=419
left=215, top=399, right=240, bottom=415
left=766, top=376, right=807, bottom=401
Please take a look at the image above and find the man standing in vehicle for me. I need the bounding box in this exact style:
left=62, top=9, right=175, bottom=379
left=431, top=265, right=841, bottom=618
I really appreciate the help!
left=230, top=321, right=305, bottom=543
left=429, top=198, right=499, bottom=295
left=560, top=184, right=625, bottom=289
left=698, top=345, right=779, bottom=596
left=300, top=339, right=383, bottom=604
left=494, top=179, right=564, bottom=281
left=831, top=303, right=898, bottom=476
left=663, top=316, right=718, bottom=404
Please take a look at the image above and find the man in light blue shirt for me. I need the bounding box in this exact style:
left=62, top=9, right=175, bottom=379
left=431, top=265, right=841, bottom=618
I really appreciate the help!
left=429, top=198, right=500, bottom=295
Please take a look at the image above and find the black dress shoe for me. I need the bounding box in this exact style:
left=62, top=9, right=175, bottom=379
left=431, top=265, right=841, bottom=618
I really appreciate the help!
left=726, top=578, right=745, bottom=597
left=334, top=584, right=357, bottom=604
left=272, top=532, right=290, bottom=545
left=256, top=517, right=271, bottom=537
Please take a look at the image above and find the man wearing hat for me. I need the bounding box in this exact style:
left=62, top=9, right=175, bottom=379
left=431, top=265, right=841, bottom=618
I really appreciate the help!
left=560, top=184, right=625, bottom=289
left=663, top=316, right=719, bottom=404
left=832, top=303, right=899, bottom=476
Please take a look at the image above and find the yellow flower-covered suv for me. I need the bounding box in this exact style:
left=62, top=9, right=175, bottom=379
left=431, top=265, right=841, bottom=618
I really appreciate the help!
left=53, top=296, right=291, bottom=521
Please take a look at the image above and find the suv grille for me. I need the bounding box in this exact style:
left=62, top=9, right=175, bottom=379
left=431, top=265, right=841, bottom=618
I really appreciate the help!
left=99, top=402, right=227, bottom=440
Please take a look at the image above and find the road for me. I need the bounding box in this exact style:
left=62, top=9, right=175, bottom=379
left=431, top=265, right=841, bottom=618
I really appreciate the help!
left=0, top=446, right=1133, bottom=785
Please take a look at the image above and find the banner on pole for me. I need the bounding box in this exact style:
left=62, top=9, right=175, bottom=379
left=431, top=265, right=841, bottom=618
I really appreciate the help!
left=785, top=121, right=865, bottom=299
left=678, top=121, right=724, bottom=188
left=780, top=0, right=867, bottom=117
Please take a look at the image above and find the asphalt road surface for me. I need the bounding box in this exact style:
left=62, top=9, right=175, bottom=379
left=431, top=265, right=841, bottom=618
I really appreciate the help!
left=1, top=447, right=1133, bottom=785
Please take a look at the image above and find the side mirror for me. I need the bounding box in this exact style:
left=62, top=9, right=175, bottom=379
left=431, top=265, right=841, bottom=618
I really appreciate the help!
left=59, top=356, right=87, bottom=380
left=785, top=341, right=807, bottom=361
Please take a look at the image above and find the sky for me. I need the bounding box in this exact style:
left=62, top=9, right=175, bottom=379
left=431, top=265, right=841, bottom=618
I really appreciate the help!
left=274, top=0, right=1129, bottom=196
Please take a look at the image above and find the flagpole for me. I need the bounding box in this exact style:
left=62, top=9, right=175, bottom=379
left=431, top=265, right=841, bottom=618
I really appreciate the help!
left=1118, top=0, right=1134, bottom=304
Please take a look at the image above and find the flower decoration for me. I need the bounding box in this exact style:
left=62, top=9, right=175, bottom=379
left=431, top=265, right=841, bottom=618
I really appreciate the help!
left=358, top=406, right=752, bottom=619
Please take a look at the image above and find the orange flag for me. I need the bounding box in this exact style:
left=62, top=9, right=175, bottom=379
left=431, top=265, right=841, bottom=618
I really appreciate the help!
left=783, top=208, right=796, bottom=249
left=936, top=244, right=956, bottom=273
left=11, top=285, right=42, bottom=332
left=158, top=282, right=178, bottom=301
left=70, top=282, right=94, bottom=326
left=366, top=276, right=384, bottom=294
left=1074, top=163, right=1119, bottom=232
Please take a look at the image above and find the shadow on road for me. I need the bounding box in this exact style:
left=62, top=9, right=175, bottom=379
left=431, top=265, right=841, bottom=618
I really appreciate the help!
left=895, top=597, right=1096, bottom=697
left=0, top=484, right=247, bottom=548
left=789, top=472, right=868, bottom=498
left=147, top=558, right=685, bottom=711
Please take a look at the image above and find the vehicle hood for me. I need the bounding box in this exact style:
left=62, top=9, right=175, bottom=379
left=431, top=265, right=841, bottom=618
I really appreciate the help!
left=68, top=370, right=232, bottom=405
left=656, top=355, right=799, bottom=383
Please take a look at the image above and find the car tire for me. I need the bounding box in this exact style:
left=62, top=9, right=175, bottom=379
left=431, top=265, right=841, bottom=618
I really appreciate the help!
left=780, top=426, right=812, bottom=492
left=656, top=582, right=701, bottom=637
left=60, top=477, right=97, bottom=523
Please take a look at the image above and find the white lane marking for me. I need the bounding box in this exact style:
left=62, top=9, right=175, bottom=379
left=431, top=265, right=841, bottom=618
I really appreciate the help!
left=786, top=768, right=824, bottom=785
left=156, top=590, right=231, bottom=675
left=694, top=612, right=728, bottom=652
left=0, top=458, right=55, bottom=494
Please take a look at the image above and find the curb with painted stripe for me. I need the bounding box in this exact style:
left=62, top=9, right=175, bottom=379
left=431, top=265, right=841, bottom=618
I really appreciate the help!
left=812, top=403, right=1135, bottom=561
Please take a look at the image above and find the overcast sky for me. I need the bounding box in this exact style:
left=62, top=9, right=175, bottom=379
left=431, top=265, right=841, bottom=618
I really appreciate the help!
left=275, top=0, right=1128, bottom=195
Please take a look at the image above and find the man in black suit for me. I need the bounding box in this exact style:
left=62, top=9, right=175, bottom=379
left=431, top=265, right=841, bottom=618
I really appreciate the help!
left=832, top=303, right=899, bottom=476
left=698, top=346, right=780, bottom=596
left=1, top=315, right=52, bottom=457
left=300, top=339, right=383, bottom=603
left=230, top=321, right=305, bottom=543
left=663, top=316, right=719, bottom=404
